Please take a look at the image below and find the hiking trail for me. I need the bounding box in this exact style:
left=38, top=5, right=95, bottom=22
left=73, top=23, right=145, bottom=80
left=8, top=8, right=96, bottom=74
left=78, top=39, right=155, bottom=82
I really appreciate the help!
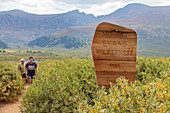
left=0, top=84, right=29, bottom=113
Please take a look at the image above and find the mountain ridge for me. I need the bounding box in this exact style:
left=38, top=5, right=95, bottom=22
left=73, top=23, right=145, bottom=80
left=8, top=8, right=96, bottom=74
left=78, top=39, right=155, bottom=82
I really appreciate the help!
left=0, top=3, right=170, bottom=43
left=0, top=3, right=170, bottom=56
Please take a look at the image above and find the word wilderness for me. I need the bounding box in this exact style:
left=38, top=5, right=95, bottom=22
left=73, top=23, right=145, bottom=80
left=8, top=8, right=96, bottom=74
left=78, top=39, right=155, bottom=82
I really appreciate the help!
left=91, top=22, right=137, bottom=88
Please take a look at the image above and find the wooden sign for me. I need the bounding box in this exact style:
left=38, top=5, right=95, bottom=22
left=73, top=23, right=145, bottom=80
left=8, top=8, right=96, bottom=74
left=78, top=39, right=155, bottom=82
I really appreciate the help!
left=91, top=22, right=137, bottom=88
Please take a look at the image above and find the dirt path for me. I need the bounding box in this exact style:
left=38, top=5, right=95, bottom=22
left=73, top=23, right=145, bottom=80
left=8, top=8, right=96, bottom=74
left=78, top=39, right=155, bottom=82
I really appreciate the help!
left=0, top=84, right=29, bottom=113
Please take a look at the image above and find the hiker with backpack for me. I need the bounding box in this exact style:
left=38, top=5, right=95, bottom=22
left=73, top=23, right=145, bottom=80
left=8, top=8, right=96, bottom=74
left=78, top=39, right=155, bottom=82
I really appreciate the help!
left=25, top=57, right=38, bottom=85
left=18, top=58, right=26, bottom=84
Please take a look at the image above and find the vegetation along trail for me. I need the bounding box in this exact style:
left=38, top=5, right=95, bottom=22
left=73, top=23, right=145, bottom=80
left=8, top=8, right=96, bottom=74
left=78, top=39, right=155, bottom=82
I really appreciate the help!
left=0, top=57, right=169, bottom=112
left=0, top=84, right=29, bottom=113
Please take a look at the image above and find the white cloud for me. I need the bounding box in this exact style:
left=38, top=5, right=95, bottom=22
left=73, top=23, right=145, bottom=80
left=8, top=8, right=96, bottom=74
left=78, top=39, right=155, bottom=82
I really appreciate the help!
left=0, top=0, right=170, bottom=16
left=79, top=1, right=126, bottom=16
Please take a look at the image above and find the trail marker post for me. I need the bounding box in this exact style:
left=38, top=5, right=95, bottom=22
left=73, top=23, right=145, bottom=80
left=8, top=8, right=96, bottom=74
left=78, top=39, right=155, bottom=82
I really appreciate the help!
left=91, top=22, right=137, bottom=88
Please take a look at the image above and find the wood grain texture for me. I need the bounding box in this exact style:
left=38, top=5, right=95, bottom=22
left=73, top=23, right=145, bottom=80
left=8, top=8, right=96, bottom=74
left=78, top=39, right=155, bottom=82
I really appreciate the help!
left=91, top=22, right=137, bottom=88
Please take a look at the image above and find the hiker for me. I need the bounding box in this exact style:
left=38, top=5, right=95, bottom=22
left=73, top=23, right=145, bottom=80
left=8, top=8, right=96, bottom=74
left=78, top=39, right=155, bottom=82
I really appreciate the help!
left=18, top=58, right=26, bottom=84
left=25, top=57, right=38, bottom=85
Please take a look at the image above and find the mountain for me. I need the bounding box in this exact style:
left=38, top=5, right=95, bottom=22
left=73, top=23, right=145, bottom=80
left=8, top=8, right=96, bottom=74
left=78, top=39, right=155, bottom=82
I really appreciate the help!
left=98, top=3, right=150, bottom=20
left=28, top=24, right=96, bottom=48
left=0, top=40, right=7, bottom=49
left=99, top=3, right=170, bottom=23
left=1, top=3, right=170, bottom=44
left=28, top=22, right=170, bottom=57
left=0, top=9, right=96, bottom=43
left=0, top=3, right=170, bottom=57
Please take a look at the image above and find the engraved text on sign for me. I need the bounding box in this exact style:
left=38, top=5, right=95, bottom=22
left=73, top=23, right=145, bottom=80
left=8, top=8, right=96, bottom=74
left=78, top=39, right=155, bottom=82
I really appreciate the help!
left=91, top=22, right=137, bottom=88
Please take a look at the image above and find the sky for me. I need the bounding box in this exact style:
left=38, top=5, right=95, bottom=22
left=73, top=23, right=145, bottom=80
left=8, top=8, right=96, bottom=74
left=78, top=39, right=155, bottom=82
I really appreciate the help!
left=0, top=0, right=170, bottom=16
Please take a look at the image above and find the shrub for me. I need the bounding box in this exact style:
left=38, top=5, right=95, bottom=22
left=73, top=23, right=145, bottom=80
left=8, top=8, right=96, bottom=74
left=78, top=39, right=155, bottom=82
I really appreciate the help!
left=0, top=63, right=24, bottom=103
left=20, top=57, right=170, bottom=112
left=21, top=59, right=99, bottom=113
left=78, top=77, right=170, bottom=112
left=136, top=57, right=170, bottom=84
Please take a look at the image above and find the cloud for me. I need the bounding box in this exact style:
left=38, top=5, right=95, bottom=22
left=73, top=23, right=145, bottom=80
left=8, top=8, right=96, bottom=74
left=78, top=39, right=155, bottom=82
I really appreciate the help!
left=0, top=0, right=170, bottom=16
left=78, top=1, right=126, bottom=16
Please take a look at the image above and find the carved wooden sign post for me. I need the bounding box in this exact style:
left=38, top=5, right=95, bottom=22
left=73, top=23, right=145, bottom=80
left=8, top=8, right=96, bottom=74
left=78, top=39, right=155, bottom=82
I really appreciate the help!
left=91, top=22, right=137, bottom=88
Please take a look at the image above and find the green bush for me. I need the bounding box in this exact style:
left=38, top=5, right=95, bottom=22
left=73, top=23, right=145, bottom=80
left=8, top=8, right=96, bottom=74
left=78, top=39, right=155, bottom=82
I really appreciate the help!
left=0, top=63, right=24, bottom=103
left=78, top=77, right=170, bottom=113
left=20, top=57, right=170, bottom=112
left=21, top=59, right=98, bottom=113
left=136, top=57, right=170, bottom=84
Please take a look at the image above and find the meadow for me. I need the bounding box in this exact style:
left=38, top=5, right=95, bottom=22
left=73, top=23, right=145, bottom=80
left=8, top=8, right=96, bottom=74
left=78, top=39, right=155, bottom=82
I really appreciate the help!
left=0, top=56, right=169, bottom=112
left=0, top=49, right=89, bottom=62
left=16, top=57, right=169, bottom=113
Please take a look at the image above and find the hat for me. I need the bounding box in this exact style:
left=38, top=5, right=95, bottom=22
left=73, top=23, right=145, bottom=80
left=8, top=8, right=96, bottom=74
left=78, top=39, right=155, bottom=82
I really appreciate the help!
left=21, top=58, right=25, bottom=61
